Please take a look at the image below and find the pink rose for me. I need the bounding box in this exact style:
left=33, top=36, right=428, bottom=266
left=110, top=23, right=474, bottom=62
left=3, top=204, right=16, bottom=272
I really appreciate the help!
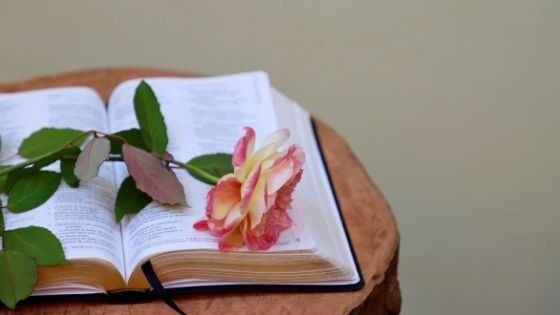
left=193, top=127, right=305, bottom=251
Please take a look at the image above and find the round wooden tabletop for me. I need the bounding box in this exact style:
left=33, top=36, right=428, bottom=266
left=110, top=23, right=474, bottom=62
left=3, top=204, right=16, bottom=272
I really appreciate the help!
left=0, top=68, right=401, bottom=315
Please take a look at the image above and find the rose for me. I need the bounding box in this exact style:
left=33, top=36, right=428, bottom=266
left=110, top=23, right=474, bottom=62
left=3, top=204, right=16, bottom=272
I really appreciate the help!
left=194, top=127, right=305, bottom=251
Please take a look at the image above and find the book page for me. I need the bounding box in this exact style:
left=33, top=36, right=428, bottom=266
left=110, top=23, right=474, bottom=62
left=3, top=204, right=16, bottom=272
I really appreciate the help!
left=107, top=73, right=314, bottom=279
left=271, top=89, right=361, bottom=284
left=0, top=88, right=126, bottom=277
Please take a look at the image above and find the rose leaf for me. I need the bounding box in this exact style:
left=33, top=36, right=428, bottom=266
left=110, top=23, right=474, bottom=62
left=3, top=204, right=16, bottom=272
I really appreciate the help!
left=74, top=137, right=110, bottom=182
left=122, top=144, right=185, bottom=205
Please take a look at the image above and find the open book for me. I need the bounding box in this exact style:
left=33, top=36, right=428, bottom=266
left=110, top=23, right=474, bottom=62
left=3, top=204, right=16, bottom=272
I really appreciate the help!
left=0, top=72, right=363, bottom=299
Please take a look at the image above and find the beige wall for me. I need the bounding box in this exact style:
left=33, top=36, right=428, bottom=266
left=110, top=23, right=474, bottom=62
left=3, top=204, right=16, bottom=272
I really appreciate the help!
left=1, top=1, right=559, bottom=314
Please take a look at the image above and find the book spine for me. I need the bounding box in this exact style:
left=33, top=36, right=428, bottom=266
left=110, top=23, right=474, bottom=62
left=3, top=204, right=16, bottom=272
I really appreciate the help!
left=105, top=288, right=152, bottom=304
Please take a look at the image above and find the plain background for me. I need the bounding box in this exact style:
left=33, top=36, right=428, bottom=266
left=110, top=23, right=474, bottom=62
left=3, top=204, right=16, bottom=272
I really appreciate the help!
left=1, top=1, right=559, bottom=314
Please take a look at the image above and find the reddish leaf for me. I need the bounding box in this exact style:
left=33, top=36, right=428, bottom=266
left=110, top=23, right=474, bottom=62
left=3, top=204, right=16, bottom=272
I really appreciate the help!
left=74, top=137, right=111, bottom=182
left=122, top=144, right=186, bottom=205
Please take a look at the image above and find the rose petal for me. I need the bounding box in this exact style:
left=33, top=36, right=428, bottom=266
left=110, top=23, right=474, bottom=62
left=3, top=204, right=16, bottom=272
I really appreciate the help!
left=193, top=219, right=209, bottom=231
left=289, top=145, right=305, bottom=173
left=260, top=152, right=283, bottom=170
left=271, top=145, right=304, bottom=171
left=265, top=145, right=305, bottom=194
left=233, top=127, right=255, bottom=168
left=275, top=169, right=303, bottom=210
left=266, top=158, right=294, bottom=194
left=243, top=208, right=292, bottom=250
left=241, top=164, right=261, bottom=200
left=208, top=175, right=241, bottom=220
left=207, top=214, right=239, bottom=237
left=218, top=227, right=245, bottom=251
left=238, top=164, right=268, bottom=229
left=224, top=201, right=243, bottom=228
left=267, top=208, right=293, bottom=231
left=250, top=129, right=290, bottom=167
left=262, top=128, right=290, bottom=148
left=248, top=174, right=267, bottom=229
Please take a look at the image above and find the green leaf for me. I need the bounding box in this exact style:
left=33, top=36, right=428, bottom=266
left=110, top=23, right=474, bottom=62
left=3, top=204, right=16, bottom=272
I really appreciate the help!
left=0, top=249, right=38, bottom=309
left=8, top=171, right=61, bottom=213
left=29, top=154, right=60, bottom=170
left=115, top=176, right=152, bottom=223
left=4, top=168, right=37, bottom=194
left=134, top=81, right=168, bottom=156
left=4, top=226, right=66, bottom=266
left=18, top=128, right=86, bottom=159
left=60, top=147, right=81, bottom=187
left=74, top=137, right=110, bottom=182
left=122, top=144, right=186, bottom=205
left=109, top=129, right=148, bottom=154
left=186, top=153, right=233, bottom=185
left=30, top=146, right=80, bottom=171
left=2, top=146, right=78, bottom=192
left=0, top=201, right=4, bottom=234
left=0, top=146, right=79, bottom=180
left=0, top=165, right=13, bottom=193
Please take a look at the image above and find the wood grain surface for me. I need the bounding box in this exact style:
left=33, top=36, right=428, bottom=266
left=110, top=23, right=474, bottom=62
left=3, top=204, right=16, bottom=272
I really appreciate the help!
left=0, top=68, right=401, bottom=315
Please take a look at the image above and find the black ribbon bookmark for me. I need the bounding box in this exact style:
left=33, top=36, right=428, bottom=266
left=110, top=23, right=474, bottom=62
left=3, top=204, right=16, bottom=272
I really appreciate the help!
left=141, top=261, right=187, bottom=315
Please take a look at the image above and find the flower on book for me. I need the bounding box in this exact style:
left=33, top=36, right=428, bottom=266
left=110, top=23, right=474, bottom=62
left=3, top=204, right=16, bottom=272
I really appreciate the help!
left=193, top=127, right=305, bottom=251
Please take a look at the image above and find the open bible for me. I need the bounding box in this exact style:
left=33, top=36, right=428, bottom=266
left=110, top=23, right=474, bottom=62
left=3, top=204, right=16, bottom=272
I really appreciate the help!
left=0, top=72, right=363, bottom=300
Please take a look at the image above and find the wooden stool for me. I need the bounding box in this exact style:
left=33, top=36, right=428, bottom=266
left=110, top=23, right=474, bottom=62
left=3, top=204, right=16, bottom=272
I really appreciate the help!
left=0, top=68, right=401, bottom=315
